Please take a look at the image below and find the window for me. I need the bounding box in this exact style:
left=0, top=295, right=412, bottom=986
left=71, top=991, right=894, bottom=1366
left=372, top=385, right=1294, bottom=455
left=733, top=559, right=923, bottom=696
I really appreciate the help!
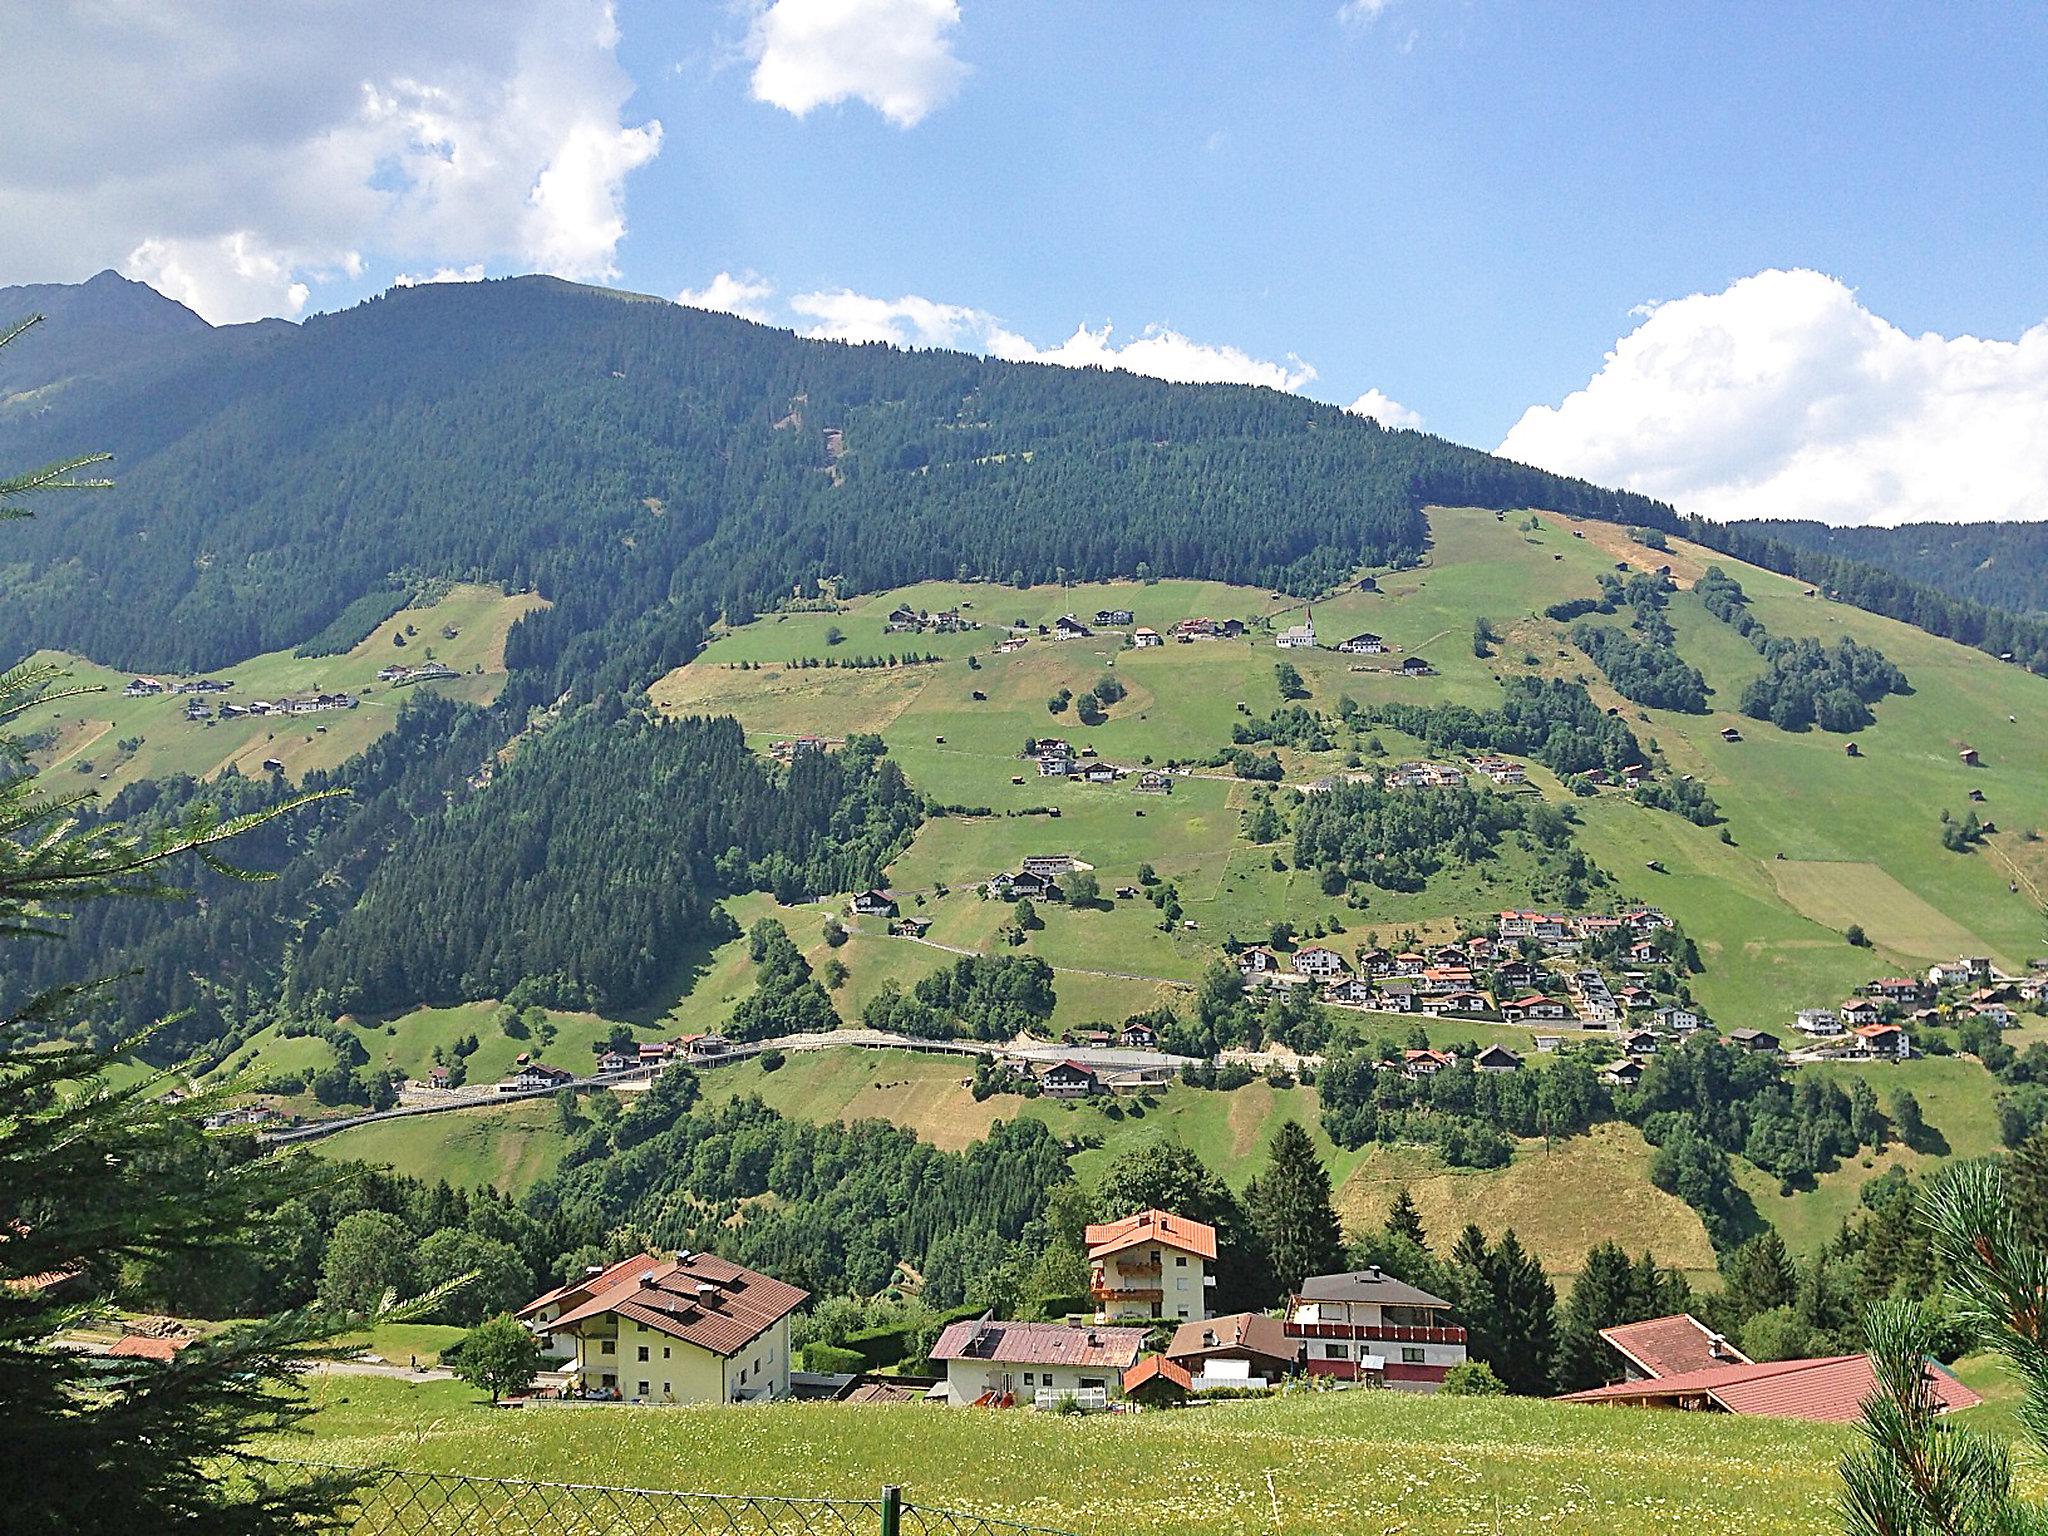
left=637, top=1346, right=649, bottom=1362
left=663, top=1347, right=670, bottom=1359
left=1401, top=1348, right=1425, bottom=1365
left=1080, top=1377, right=1105, bottom=1391
left=1175, top=1255, right=1187, bottom=1267
left=600, top=1340, right=615, bottom=1356
left=1324, top=1343, right=1349, bottom=1360
left=1023, top=1372, right=1035, bottom=1387
left=637, top=1381, right=649, bottom=1396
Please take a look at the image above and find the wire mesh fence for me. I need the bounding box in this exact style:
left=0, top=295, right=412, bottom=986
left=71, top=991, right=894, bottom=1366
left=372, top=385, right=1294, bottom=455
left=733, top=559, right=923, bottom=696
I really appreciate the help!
left=269, top=1463, right=1080, bottom=1536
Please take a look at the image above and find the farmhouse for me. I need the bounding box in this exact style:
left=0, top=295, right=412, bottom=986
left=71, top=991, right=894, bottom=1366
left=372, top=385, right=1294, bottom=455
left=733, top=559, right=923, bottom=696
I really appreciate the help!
left=1037, top=1060, right=1101, bottom=1099
left=1021, top=854, right=1078, bottom=878
left=1322, top=977, right=1375, bottom=1006
left=1596, top=1313, right=1748, bottom=1384
left=1084, top=1208, right=1216, bottom=1323
left=1727, top=1028, right=1781, bottom=1054
left=1171, top=617, right=1216, bottom=640
left=987, top=869, right=1052, bottom=901
left=1401, top=1048, right=1456, bottom=1079
left=930, top=1318, right=1148, bottom=1408
left=499, top=1063, right=573, bottom=1093
left=1165, top=1312, right=1300, bottom=1390
left=1793, top=1008, right=1840, bottom=1037
left=1867, top=977, right=1926, bottom=1003
left=1838, top=998, right=1881, bottom=1027
left=1850, top=1023, right=1911, bottom=1060
left=889, top=915, right=933, bottom=938
left=847, top=889, right=897, bottom=917
left=1471, top=757, right=1526, bottom=785
left=1237, top=946, right=1280, bottom=976
left=1601, top=1058, right=1645, bottom=1088
left=1654, top=1004, right=1704, bottom=1033
left=1094, top=608, right=1134, bottom=627
left=1336, top=632, right=1385, bottom=654
left=1132, top=626, right=1162, bottom=647
left=1473, top=1044, right=1522, bottom=1073
left=518, top=1251, right=806, bottom=1403
left=1286, top=1265, right=1467, bottom=1390
left=597, top=1050, right=633, bottom=1074
left=1292, top=946, right=1349, bottom=977
left=1081, top=762, right=1117, bottom=783
left=1398, top=655, right=1434, bottom=677
left=1117, top=1020, right=1158, bottom=1048
left=1135, top=770, right=1172, bottom=793
left=1620, top=1029, right=1658, bottom=1057
left=1053, top=615, right=1092, bottom=640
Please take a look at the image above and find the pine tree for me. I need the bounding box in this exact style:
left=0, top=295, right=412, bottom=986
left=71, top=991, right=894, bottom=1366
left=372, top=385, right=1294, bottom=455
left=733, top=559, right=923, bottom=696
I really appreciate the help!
left=1384, top=1186, right=1427, bottom=1248
left=1483, top=1231, right=1559, bottom=1396
left=1249, top=1122, right=1345, bottom=1296
left=1721, top=1230, right=1798, bottom=1321
left=1555, top=1241, right=1639, bottom=1392
left=0, top=314, right=358, bottom=1532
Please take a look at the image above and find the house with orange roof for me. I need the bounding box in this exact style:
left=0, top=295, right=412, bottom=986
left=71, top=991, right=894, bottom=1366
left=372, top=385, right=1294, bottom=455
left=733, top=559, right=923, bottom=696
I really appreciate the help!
left=1085, top=1208, right=1217, bottom=1323
left=1850, top=1022, right=1911, bottom=1060
left=516, top=1250, right=807, bottom=1403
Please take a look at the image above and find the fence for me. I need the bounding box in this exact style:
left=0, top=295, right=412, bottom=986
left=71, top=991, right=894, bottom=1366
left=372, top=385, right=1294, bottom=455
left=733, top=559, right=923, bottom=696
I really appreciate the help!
left=271, top=1464, right=1080, bottom=1536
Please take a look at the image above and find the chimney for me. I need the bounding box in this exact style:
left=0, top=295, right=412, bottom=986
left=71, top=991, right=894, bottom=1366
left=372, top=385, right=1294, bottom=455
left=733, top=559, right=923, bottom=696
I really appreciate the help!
left=583, top=1264, right=603, bottom=1278
left=1707, top=1332, right=1733, bottom=1361
left=1366, top=1264, right=1383, bottom=1282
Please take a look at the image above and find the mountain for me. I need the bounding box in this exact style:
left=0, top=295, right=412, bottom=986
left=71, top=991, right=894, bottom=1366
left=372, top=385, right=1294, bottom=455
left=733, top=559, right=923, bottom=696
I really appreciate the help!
left=0, top=268, right=211, bottom=393
left=1745, top=518, right=2048, bottom=618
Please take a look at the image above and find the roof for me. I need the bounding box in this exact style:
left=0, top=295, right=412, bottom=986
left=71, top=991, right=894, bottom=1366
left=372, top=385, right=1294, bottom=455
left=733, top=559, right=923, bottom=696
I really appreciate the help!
left=109, top=1334, right=192, bottom=1361
left=538, top=1251, right=808, bottom=1358
left=1085, top=1208, right=1218, bottom=1262
left=1166, top=1312, right=1297, bottom=1365
left=1599, top=1314, right=1749, bottom=1380
left=841, top=1381, right=927, bottom=1404
left=1559, top=1354, right=1980, bottom=1423
left=930, top=1319, right=1148, bottom=1370
left=1294, top=1266, right=1452, bottom=1310
left=1122, top=1355, right=1192, bottom=1396
left=517, top=1251, right=660, bottom=1320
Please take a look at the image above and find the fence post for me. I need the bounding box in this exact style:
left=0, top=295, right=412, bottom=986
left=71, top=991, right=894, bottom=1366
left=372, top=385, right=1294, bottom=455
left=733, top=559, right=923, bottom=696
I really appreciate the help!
left=879, top=1484, right=902, bottom=1536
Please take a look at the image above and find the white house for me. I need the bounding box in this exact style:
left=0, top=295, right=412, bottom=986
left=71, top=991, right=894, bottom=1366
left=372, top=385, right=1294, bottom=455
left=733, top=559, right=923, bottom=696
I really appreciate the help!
left=1286, top=1265, right=1467, bottom=1391
left=930, top=1318, right=1147, bottom=1407
left=517, top=1251, right=806, bottom=1403
left=1292, top=946, right=1349, bottom=977
left=1336, top=632, right=1384, bottom=654
left=1793, top=1008, right=1841, bottom=1037
left=1084, top=1208, right=1216, bottom=1323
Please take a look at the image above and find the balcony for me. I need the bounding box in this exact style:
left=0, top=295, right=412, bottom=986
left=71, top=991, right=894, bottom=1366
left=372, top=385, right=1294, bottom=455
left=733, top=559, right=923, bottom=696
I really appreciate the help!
left=1089, top=1279, right=1163, bottom=1302
left=1286, top=1321, right=1467, bottom=1346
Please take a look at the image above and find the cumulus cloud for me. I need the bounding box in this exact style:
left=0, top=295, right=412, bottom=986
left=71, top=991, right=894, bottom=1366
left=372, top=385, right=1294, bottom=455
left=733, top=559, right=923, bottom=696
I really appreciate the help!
left=0, top=0, right=660, bottom=323
left=786, top=286, right=1318, bottom=391
left=1498, top=268, right=2048, bottom=526
left=1346, top=388, right=1423, bottom=429
left=746, top=0, right=968, bottom=127
left=676, top=271, right=778, bottom=323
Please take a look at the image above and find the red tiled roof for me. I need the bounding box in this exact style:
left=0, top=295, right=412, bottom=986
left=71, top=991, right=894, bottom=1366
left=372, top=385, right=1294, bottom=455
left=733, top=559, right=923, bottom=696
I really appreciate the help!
left=1599, top=1313, right=1747, bottom=1380
left=516, top=1251, right=660, bottom=1321
left=931, top=1319, right=1147, bottom=1370
left=1085, top=1208, right=1218, bottom=1262
left=1165, top=1312, right=1297, bottom=1366
left=1122, top=1355, right=1192, bottom=1396
left=1559, top=1354, right=1980, bottom=1422
left=539, top=1252, right=808, bottom=1358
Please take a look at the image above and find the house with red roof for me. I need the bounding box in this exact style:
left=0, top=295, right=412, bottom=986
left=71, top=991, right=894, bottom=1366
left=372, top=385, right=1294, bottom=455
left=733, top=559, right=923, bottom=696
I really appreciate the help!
left=1084, top=1208, right=1217, bottom=1323
left=1120, top=1353, right=1193, bottom=1406
left=1560, top=1352, right=1978, bottom=1422
left=930, top=1317, right=1148, bottom=1407
left=1595, top=1313, right=1748, bottom=1384
left=515, top=1250, right=807, bottom=1404
left=1851, top=1022, right=1911, bottom=1060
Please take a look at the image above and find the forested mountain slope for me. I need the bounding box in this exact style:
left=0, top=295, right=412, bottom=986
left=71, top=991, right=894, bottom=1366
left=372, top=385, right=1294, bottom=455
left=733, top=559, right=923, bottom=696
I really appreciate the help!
left=1749, top=518, right=2048, bottom=618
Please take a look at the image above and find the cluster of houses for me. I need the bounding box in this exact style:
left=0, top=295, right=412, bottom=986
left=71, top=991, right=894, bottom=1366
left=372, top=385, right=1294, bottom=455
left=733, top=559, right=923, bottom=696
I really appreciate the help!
left=769, top=735, right=832, bottom=763
left=125, top=676, right=232, bottom=698
left=1020, top=737, right=1171, bottom=791
left=885, top=603, right=976, bottom=636
left=193, top=692, right=357, bottom=722
left=1232, top=911, right=1691, bottom=1038
left=506, top=1211, right=1980, bottom=1421
left=1782, top=955, right=2048, bottom=1064
left=374, top=661, right=458, bottom=686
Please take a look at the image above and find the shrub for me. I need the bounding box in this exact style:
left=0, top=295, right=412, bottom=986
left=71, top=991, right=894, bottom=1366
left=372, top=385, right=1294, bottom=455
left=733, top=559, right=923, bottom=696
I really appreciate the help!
left=1440, top=1360, right=1507, bottom=1396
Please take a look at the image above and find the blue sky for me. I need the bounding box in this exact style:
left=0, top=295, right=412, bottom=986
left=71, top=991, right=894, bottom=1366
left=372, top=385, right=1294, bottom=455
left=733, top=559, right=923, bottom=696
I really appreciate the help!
left=613, top=1, right=2048, bottom=448
left=6, top=0, right=2048, bottom=522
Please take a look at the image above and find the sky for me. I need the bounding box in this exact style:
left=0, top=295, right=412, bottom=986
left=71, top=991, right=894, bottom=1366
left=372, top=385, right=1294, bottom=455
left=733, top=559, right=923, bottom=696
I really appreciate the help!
left=5, top=1, right=2048, bottom=525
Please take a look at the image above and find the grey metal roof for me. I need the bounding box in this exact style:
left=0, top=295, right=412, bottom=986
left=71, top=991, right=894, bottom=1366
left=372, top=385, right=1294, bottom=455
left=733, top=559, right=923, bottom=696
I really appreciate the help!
left=1294, top=1267, right=1452, bottom=1309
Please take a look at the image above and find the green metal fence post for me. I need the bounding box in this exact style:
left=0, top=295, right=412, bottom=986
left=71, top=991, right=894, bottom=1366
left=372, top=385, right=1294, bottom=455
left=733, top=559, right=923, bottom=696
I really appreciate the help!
left=879, top=1484, right=902, bottom=1536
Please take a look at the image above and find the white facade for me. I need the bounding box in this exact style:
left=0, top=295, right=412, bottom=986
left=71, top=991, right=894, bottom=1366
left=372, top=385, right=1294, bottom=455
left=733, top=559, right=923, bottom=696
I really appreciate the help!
left=940, top=1358, right=1122, bottom=1407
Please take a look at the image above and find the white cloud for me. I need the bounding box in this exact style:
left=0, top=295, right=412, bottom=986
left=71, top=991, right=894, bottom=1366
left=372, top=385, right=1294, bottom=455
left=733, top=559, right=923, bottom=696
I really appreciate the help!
left=786, top=286, right=1318, bottom=392
left=1337, top=0, right=1397, bottom=21
left=677, top=271, right=778, bottom=323
left=745, top=0, right=968, bottom=128
left=392, top=264, right=487, bottom=288
left=0, top=0, right=660, bottom=323
left=1346, top=388, right=1423, bottom=429
left=1498, top=268, right=2048, bottom=526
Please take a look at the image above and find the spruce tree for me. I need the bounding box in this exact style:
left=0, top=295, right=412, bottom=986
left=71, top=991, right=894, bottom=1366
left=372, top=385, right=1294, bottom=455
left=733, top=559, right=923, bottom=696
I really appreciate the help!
left=1384, top=1186, right=1427, bottom=1248
left=1555, top=1241, right=1639, bottom=1392
left=0, top=315, right=357, bottom=1531
left=1250, top=1122, right=1345, bottom=1296
left=1483, top=1231, right=1559, bottom=1396
left=1720, top=1229, right=1798, bottom=1321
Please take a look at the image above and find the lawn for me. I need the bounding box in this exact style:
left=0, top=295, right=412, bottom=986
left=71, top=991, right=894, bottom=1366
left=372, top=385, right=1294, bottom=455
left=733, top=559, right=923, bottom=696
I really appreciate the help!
left=16, top=583, right=543, bottom=793
left=282, top=1372, right=1860, bottom=1535
left=311, top=1099, right=572, bottom=1192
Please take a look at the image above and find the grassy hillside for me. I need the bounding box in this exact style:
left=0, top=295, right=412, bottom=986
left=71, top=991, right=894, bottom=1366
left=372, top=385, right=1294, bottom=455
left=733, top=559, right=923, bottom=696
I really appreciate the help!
left=13, top=583, right=542, bottom=792
left=287, top=1373, right=1863, bottom=1534
left=312, top=1100, right=572, bottom=1191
